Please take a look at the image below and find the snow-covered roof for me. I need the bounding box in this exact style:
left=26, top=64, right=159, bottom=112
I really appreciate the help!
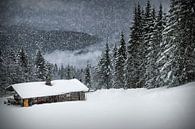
left=12, top=79, right=89, bottom=99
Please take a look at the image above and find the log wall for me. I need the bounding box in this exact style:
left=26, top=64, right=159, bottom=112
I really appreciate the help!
left=32, top=91, right=86, bottom=105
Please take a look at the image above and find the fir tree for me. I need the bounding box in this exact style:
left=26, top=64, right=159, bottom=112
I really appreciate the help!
left=7, top=49, right=23, bottom=84
left=178, top=0, right=195, bottom=84
left=0, top=50, right=7, bottom=88
left=104, top=42, right=112, bottom=89
left=159, top=0, right=195, bottom=87
left=45, top=63, right=52, bottom=86
left=111, top=44, right=118, bottom=88
left=140, top=0, right=156, bottom=88
left=125, top=3, right=143, bottom=88
left=115, top=32, right=127, bottom=89
left=35, top=50, right=47, bottom=81
left=154, top=4, right=166, bottom=88
left=17, top=47, right=29, bottom=82
left=60, top=65, right=65, bottom=79
left=66, top=65, right=72, bottom=79
left=18, top=47, right=28, bottom=69
left=79, top=68, right=84, bottom=82
left=84, top=63, right=91, bottom=90
left=96, top=42, right=112, bottom=89
left=53, top=64, right=59, bottom=79
left=144, top=7, right=157, bottom=88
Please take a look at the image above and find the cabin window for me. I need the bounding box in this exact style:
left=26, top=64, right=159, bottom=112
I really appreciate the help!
left=66, top=93, right=70, bottom=97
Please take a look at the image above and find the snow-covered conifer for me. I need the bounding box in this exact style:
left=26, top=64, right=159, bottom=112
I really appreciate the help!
left=84, top=63, right=91, bottom=90
left=125, top=3, right=144, bottom=88
left=115, top=32, right=126, bottom=88
left=35, top=50, right=47, bottom=81
left=158, top=0, right=195, bottom=87
left=96, top=42, right=112, bottom=89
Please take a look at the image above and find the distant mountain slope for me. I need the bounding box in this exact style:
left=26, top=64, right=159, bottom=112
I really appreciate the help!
left=0, top=25, right=101, bottom=54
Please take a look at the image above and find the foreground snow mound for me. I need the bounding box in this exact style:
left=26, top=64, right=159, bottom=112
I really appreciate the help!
left=0, top=83, right=195, bottom=129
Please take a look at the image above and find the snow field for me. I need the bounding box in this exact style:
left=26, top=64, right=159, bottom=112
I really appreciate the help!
left=0, top=83, right=195, bottom=129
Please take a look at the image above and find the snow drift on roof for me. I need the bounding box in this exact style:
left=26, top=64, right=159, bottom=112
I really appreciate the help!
left=12, top=79, right=89, bottom=99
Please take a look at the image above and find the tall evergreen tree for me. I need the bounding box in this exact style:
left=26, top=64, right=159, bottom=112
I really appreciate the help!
left=111, top=44, right=118, bottom=88
left=154, top=4, right=166, bottom=88
left=6, top=49, right=23, bottom=84
left=0, top=49, right=28, bottom=87
left=141, top=0, right=154, bottom=87
left=96, top=56, right=104, bottom=89
left=96, top=42, right=112, bottom=89
left=59, top=65, right=65, bottom=79
left=125, top=3, right=144, bottom=88
left=178, top=0, right=195, bottom=84
left=115, top=32, right=127, bottom=88
left=66, top=65, right=72, bottom=79
left=84, top=63, right=91, bottom=90
left=78, top=68, right=84, bottom=82
left=144, top=7, right=157, bottom=88
left=159, top=0, right=195, bottom=87
left=45, top=63, right=52, bottom=86
left=133, top=1, right=153, bottom=88
left=0, top=50, right=7, bottom=88
left=103, top=42, right=112, bottom=89
left=35, top=50, right=47, bottom=81
left=18, top=48, right=28, bottom=69
left=53, top=64, right=59, bottom=79
left=17, top=47, right=29, bottom=82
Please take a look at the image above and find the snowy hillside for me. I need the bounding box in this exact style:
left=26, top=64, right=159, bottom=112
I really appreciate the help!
left=0, top=83, right=195, bottom=129
left=0, top=25, right=101, bottom=54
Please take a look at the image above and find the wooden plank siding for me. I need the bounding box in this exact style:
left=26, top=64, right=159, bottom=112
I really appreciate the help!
left=23, top=91, right=86, bottom=106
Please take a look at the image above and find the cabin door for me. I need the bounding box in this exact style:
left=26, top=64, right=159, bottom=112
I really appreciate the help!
left=23, top=99, right=29, bottom=107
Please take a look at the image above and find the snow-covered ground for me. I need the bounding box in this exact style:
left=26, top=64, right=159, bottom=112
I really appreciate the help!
left=0, top=83, right=195, bottom=129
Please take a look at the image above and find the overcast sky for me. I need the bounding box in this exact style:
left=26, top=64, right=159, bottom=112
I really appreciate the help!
left=0, top=0, right=170, bottom=40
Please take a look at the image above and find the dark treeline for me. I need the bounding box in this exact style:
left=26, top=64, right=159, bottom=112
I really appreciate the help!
left=0, top=0, right=195, bottom=94
left=0, top=47, right=88, bottom=94
left=95, top=0, right=195, bottom=89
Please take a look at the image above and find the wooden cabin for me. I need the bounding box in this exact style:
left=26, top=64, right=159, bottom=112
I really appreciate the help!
left=7, top=79, right=89, bottom=107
